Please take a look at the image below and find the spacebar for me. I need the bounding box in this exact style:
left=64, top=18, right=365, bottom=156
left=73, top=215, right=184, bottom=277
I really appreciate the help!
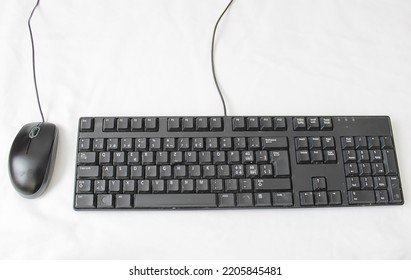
left=134, top=194, right=217, bottom=208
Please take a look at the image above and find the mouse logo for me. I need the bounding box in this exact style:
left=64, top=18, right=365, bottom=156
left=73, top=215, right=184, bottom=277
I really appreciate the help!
left=29, top=126, right=41, bottom=139
left=20, top=169, right=34, bottom=178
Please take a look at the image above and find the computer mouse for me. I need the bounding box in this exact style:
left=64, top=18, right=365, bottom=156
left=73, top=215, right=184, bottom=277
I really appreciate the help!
left=8, top=122, right=58, bottom=198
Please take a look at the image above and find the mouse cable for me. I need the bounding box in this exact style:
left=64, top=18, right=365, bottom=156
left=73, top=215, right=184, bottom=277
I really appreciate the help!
left=211, top=0, right=234, bottom=117
left=28, top=0, right=45, bottom=123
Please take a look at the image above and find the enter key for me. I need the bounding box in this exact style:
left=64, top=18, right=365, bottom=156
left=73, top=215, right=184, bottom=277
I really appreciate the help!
left=270, top=151, right=290, bottom=177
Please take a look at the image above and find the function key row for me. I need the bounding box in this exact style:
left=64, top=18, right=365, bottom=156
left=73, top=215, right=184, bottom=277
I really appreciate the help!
left=232, top=117, right=286, bottom=131
left=168, top=117, right=223, bottom=132
left=293, top=117, right=333, bottom=131
left=79, top=117, right=159, bottom=132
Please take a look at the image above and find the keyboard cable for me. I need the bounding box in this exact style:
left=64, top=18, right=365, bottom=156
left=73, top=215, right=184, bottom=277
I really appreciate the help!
left=28, top=0, right=45, bottom=123
left=211, top=0, right=234, bottom=117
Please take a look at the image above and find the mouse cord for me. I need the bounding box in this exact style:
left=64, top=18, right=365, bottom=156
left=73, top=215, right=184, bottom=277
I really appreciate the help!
left=28, top=0, right=45, bottom=123
left=211, top=0, right=234, bottom=117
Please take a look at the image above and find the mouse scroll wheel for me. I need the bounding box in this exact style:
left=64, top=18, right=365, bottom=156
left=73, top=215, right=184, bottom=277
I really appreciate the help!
left=29, top=126, right=41, bottom=139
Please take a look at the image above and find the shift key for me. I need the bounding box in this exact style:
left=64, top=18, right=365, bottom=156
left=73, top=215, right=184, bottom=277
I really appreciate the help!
left=254, top=178, right=291, bottom=191
left=77, top=166, right=100, bottom=179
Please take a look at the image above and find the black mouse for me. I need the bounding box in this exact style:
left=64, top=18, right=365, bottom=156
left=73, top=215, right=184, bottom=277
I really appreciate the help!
left=9, top=122, right=58, bottom=198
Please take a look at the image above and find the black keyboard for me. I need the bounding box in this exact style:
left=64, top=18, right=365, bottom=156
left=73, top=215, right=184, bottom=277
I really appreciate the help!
left=74, top=116, right=403, bottom=210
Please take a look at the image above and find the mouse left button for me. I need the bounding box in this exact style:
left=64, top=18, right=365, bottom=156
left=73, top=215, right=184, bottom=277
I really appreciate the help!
left=80, top=118, right=94, bottom=132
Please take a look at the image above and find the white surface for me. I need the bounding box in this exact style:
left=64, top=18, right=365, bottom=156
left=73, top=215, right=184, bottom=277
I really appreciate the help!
left=0, top=0, right=410, bottom=259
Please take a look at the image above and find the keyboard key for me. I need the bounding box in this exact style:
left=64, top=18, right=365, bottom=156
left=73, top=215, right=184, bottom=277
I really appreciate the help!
left=320, top=117, right=333, bottom=130
left=75, top=194, right=95, bottom=208
left=273, top=192, right=293, bottom=206
left=247, top=117, right=259, bottom=131
left=237, top=193, right=254, bottom=207
left=78, top=139, right=91, bottom=151
left=307, top=117, right=319, bottom=130
left=300, top=192, right=314, bottom=206
left=77, top=152, right=96, bottom=164
left=117, top=118, right=129, bottom=131
left=210, top=117, right=223, bottom=131
left=255, top=192, right=272, bottom=206
left=328, top=191, right=342, bottom=205
left=375, top=190, right=389, bottom=204
left=232, top=117, right=245, bottom=131
left=97, top=194, right=114, bottom=208
left=76, top=180, right=91, bottom=193
left=380, top=136, right=393, bottom=149
left=145, top=118, right=158, bottom=131
left=103, top=118, right=116, bottom=131
left=254, top=178, right=291, bottom=191
left=182, top=117, right=194, bottom=131
left=262, top=137, right=288, bottom=150
left=348, top=191, right=375, bottom=204
left=273, top=117, right=287, bottom=130
left=116, top=194, right=132, bottom=208
left=293, top=117, right=306, bottom=130
left=196, top=117, right=209, bottom=131
left=260, top=117, right=273, bottom=131
left=134, top=194, right=217, bottom=208
left=218, top=193, right=235, bottom=207
left=131, top=118, right=144, bottom=131
left=77, top=166, right=99, bottom=179
left=382, top=149, right=398, bottom=175
left=79, top=118, right=94, bottom=132
left=168, top=117, right=180, bottom=131
left=314, top=191, right=328, bottom=206
left=271, top=151, right=290, bottom=177
left=296, top=150, right=310, bottom=164
left=312, top=177, right=327, bottom=191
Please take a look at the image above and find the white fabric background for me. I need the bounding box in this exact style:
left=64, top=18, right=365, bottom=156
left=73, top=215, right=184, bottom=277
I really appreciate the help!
left=0, top=0, right=410, bottom=259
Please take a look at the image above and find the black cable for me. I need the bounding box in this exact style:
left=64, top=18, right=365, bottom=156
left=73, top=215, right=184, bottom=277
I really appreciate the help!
left=28, top=0, right=45, bottom=123
left=211, top=0, right=234, bottom=117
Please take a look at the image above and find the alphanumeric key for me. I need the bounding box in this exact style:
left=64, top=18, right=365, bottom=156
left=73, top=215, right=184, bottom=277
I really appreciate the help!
left=145, top=118, right=158, bottom=131
left=185, top=151, right=197, bottom=164
left=178, top=138, right=190, bottom=151
left=196, top=179, right=209, bottom=192
left=260, top=164, right=273, bottom=177
left=130, top=166, right=143, bottom=179
left=138, top=180, right=151, bottom=193
left=102, top=166, right=114, bottom=179
left=196, top=117, right=209, bottom=131
left=247, top=117, right=259, bottom=131
left=232, top=165, right=244, bottom=178
left=370, top=150, right=383, bottom=162
left=206, top=138, right=218, bottom=150
left=248, top=137, right=260, bottom=150
left=246, top=164, right=259, bottom=178
left=78, top=152, right=96, bottom=164
left=255, top=151, right=268, bottom=163
left=107, top=138, right=119, bottom=151
left=159, top=165, right=172, bottom=179
left=113, top=152, right=125, bottom=165
left=164, top=138, right=175, bottom=151
left=225, top=179, right=238, bottom=192
left=210, top=117, right=223, bottom=131
left=357, top=150, right=369, bottom=162
left=343, top=150, right=356, bottom=163
left=108, top=180, right=121, bottom=193
left=345, top=163, right=358, bottom=176
left=199, top=151, right=212, bottom=164
left=131, top=118, right=144, bottom=131
left=242, top=151, right=254, bottom=163
left=123, top=180, right=136, bottom=193
left=213, top=151, right=226, bottom=164
left=181, top=179, right=194, bottom=193
left=117, top=118, right=129, bottom=131
left=135, top=138, right=147, bottom=151
left=145, top=165, right=158, bottom=179
left=79, top=139, right=91, bottom=151
left=170, top=151, right=183, bottom=164
left=121, top=138, right=133, bottom=151
left=374, top=176, right=387, bottom=189
left=94, top=180, right=106, bottom=193
left=93, top=139, right=105, bottom=151
left=358, top=163, right=372, bottom=176
left=103, top=118, right=116, bottom=131
left=220, top=138, right=232, bottom=150
left=217, top=165, right=230, bottom=178
left=211, top=179, right=224, bottom=192
left=192, top=138, right=204, bottom=151
left=152, top=180, right=165, bottom=193
left=167, top=180, right=180, bottom=193
left=116, top=165, right=129, bottom=179
left=227, top=151, right=240, bottom=164
left=149, top=138, right=162, bottom=151
left=260, top=117, right=273, bottom=131
left=142, top=152, right=154, bottom=165
left=182, top=117, right=194, bottom=131
left=371, top=163, right=385, bottom=176
left=189, top=165, right=201, bottom=178
left=174, top=165, right=186, bottom=178
left=239, top=179, right=252, bottom=192
left=203, top=165, right=216, bottom=178
left=234, top=137, right=246, bottom=150
left=360, top=177, right=374, bottom=190
left=156, top=151, right=169, bottom=164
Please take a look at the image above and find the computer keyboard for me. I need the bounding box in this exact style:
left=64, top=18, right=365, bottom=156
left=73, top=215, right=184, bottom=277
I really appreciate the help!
left=74, top=116, right=403, bottom=210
